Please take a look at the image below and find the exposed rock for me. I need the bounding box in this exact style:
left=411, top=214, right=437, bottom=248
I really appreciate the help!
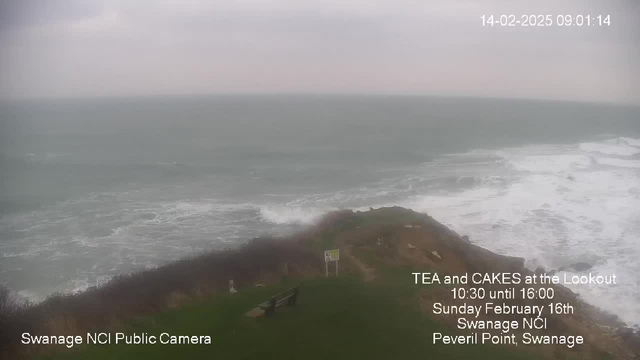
left=501, top=255, right=525, bottom=270
left=407, top=243, right=416, bottom=249
left=559, top=262, right=593, bottom=272
left=428, top=251, right=442, bottom=262
left=618, top=327, right=635, bottom=339
left=617, top=327, right=640, bottom=354
left=548, top=262, right=594, bottom=276
left=461, top=235, right=470, bottom=243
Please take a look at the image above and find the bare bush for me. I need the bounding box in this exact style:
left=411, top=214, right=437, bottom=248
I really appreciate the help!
left=0, top=237, right=321, bottom=359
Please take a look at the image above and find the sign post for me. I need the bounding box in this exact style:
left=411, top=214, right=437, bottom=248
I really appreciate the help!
left=324, top=249, right=340, bottom=277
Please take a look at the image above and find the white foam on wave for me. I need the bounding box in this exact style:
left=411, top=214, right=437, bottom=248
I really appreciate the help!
left=259, top=206, right=329, bottom=225
left=580, top=138, right=640, bottom=157
left=15, top=290, right=44, bottom=303
left=0, top=194, right=265, bottom=300
left=66, top=274, right=112, bottom=294
left=165, top=202, right=216, bottom=215
left=619, top=137, right=640, bottom=147
left=508, top=153, right=593, bottom=173
left=597, top=158, right=640, bottom=169
left=399, top=137, right=640, bottom=326
left=4, top=136, right=640, bottom=322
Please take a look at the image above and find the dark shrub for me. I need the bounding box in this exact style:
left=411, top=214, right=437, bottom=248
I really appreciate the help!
left=0, top=237, right=321, bottom=359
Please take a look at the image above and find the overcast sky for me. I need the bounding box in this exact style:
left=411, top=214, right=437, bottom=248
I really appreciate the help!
left=0, top=0, right=638, bottom=104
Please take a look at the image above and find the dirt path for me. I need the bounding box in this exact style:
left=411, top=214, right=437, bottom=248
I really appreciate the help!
left=343, top=245, right=376, bottom=282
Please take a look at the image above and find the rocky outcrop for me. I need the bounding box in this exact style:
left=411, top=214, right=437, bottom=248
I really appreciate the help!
left=548, top=262, right=594, bottom=276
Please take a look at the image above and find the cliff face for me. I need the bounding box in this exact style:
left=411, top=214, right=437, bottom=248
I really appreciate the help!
left=321, top=207, right=639, bottom=360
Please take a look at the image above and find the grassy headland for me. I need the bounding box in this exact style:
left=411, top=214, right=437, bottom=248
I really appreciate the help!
left=1, top=207, right=637, bottom=359
left=37, top=277, right=538, bottom=360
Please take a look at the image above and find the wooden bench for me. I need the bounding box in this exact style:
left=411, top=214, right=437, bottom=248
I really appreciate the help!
left=257, top=285, right=300, bottom=316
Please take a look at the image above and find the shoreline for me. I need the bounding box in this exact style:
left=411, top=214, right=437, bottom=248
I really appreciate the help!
left=2, top=207, right=638, bottom=359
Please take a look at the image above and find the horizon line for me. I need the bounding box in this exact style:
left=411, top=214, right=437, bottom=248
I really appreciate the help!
left=2, top=92, right=639, bottom=107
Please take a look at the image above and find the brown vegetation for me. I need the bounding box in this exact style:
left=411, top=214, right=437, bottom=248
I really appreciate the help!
left=334, top=208, right=639, bottom=360
left=0, top=235, right=322, bottom=359
left=2, top=207, right=638, bottom=360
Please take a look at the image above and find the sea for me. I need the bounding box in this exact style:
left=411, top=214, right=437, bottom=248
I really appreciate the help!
left=1, top=95, right=639, bottom=327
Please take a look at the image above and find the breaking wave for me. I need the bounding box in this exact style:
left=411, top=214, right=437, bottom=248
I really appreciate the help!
left=259, top=206, right=329, bottom=225
left=579, top=138, right=640, bottom=157
left=3, top=136, right=639, bottom=327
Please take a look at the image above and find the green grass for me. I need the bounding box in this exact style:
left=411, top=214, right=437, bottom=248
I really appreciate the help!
left=39, top=276, right=541, bottom=360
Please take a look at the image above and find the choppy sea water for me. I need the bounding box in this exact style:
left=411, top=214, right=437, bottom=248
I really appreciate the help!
left=1, top=96, right=639, bottom=326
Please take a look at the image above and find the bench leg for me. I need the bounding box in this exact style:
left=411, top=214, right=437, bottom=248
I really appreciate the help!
left=287, top=288, right=299, bottom=307
left=265, top=298, right=276, bottom=315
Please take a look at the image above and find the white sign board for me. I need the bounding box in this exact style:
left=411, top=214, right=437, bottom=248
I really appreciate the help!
left=324, top=249, right=340, bottom=277
left=324, top=249, right=339, bottom=262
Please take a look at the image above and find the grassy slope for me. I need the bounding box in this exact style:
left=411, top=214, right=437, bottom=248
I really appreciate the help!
left=34, top=209, right=562, bottom=359
left=40, top=274, right=540, bottom=360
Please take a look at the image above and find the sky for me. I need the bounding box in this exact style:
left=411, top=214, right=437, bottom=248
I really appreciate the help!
left=0, top=0, right=638, bottom=104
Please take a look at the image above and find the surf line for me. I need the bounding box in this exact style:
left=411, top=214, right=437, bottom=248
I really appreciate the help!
left=433, top=302, right=544, bottom=318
